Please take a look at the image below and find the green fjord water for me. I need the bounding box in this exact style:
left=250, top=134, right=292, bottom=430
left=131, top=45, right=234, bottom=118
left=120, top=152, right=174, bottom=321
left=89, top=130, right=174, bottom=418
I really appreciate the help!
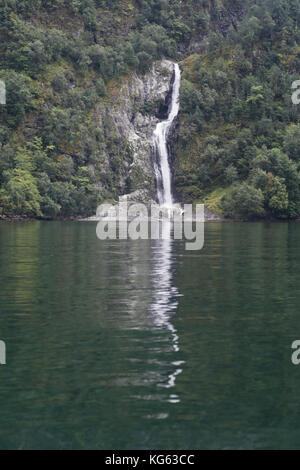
left=0, top=221, right=300, bottom=450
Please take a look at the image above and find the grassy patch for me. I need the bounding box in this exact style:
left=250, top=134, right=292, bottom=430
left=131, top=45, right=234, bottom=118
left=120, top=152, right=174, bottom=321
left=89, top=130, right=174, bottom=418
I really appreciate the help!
left=198, top=186, right=232, bottom=215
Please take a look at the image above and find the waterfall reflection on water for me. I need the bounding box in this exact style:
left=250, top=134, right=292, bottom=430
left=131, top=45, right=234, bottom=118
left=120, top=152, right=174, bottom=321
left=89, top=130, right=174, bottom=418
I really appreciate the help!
left=149, top=221, right=184, bottom=399
left=115, top=221, right=184, bottom=404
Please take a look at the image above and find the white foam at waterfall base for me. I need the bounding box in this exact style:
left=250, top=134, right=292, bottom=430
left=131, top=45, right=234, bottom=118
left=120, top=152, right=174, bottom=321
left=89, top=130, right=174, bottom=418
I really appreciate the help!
left=153, top=63, right=181, bottom=216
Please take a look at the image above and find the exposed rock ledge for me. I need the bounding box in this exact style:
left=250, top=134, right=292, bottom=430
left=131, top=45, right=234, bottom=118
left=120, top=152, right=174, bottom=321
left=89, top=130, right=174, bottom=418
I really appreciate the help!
left=95, top=60, right=175, bottom=202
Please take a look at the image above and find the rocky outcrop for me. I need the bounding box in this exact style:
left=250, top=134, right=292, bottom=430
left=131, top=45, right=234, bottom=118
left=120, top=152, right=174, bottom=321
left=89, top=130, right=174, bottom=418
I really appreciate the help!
left=94, top=60, right=175, bottom=202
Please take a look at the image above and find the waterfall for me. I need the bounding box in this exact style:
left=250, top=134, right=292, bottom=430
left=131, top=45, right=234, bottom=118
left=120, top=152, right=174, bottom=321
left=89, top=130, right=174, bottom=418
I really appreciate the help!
left=153, top=63, right=181, bottom=210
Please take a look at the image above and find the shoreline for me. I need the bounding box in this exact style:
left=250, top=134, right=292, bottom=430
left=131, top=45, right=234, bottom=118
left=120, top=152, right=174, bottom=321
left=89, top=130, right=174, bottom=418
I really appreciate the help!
left=1, top=215, right=300, bottom=223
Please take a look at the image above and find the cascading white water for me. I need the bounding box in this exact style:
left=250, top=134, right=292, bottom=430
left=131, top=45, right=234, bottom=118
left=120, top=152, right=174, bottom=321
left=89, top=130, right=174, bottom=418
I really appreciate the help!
left=153, top=63, right=181, bottom=210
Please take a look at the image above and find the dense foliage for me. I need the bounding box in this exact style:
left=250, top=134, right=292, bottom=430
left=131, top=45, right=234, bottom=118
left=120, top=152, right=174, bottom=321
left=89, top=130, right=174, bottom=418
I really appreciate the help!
left=176, top=0, right=300, bottom=219
left=0, top=0, right=299, bottom=219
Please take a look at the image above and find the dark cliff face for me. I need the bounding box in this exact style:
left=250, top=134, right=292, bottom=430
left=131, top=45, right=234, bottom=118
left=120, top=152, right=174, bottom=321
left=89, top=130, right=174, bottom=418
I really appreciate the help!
left=180, top=0, right=249, bottom=54
left=209, top=0, right=248, bottom=36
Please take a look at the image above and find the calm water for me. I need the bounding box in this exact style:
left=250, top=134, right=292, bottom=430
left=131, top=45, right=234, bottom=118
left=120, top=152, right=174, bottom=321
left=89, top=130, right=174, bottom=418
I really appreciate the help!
left=0, top=221, right=300, bottom=449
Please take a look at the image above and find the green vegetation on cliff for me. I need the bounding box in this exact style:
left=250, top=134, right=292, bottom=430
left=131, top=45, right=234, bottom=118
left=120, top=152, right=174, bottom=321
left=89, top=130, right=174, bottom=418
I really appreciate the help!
left=176, top=0, right=300, bottom=219
left=0, top=0, right=299, bottom=219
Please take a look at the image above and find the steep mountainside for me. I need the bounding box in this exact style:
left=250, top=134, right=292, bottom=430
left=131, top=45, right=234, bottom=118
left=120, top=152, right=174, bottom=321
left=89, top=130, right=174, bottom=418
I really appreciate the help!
left=0, top=0, right=300, bottom=219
